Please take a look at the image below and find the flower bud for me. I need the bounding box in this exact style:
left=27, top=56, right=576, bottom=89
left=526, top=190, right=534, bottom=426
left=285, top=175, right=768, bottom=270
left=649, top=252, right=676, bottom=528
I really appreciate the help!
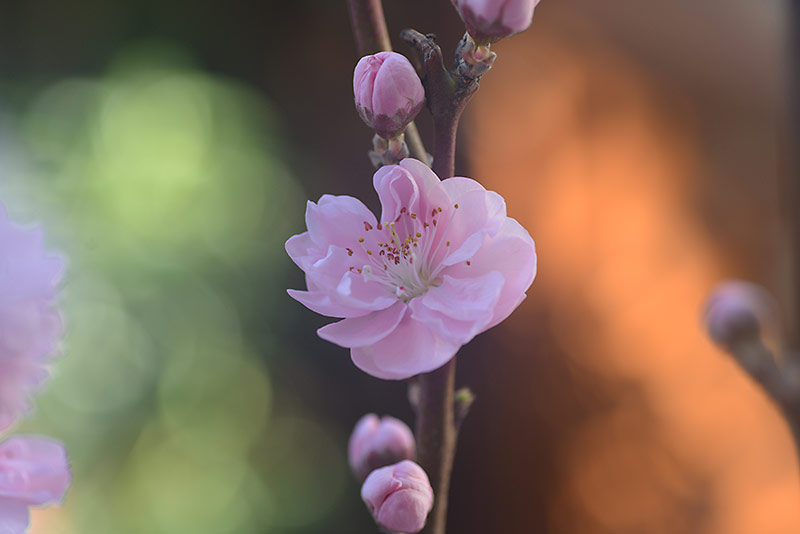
left=451, top=0, right=541, bottom=43
left=353, top=52, right=425, bottom=139
left=704, top=280, right=774, bottom=348
left=361, top=460, right=433, bottom=534
left=349, top=414, right=416, bottom=481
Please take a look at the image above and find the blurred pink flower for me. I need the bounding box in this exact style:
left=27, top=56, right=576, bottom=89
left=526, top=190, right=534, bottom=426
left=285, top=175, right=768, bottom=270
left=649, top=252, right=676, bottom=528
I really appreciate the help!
left=354, top=52, right=425, bottom=139
left=452, top=0, right=542, bottom=43
left=286, top=158, right=537, bottom=379
left=0, top=436, right=70, bottom=534
left=361, top=459, right=433, bottom=534
left=349, top=414, right=416, bottom=481
left=0, top=206, right=64, bottom=433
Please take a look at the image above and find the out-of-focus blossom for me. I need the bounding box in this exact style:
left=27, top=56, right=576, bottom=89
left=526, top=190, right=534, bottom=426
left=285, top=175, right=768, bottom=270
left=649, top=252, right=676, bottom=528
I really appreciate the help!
left=704, top=280, right=775, bottom=349
left=0, top=436, right=70, bottom=534
left=451, top=0, right=542, bottom=43
left=286, top=158, right=536, bottom=379
left=354, top=52, right=425, bottom=139
left=361, top=460, right=433, bottom=534
left=349, top=414, right=416, bottom=481
left=0, top=205, right=64, bottom=432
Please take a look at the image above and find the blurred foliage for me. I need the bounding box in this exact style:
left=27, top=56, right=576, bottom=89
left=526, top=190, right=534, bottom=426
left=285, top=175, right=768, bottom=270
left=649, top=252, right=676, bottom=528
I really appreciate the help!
left=0, top=41, right=348, bottom=533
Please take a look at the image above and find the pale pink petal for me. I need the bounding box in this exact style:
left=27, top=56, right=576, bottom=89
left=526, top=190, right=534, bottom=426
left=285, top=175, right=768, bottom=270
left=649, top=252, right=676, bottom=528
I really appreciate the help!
left=0, top=436, right=70, bottom=506
left=435, top=180, right=506, bottom=266
left=408, top=271, right=504, bottom=342
left=351, top=348, right=410, bottom=380
left=0, top=498, right=29, bottom=534
left=306, top=196, right=378, bottom=250
left=318, top=301, right=407, bottom=347
left=373, top=165, right=422, bottom=225
left=398, top=159, right=441, bottom=195
left=420, top=272, right=504, bottom=322
left=351, top=315, right=460, bottom=379
left=303, top=246, right=395, bottom=314
left=374, top=161, right=448, bottom=227
left=0, top=206, right=64, bottom=432
left=406, top=304, right=478, bottom=344
left=287, top=289, right=372, bottom=319
left=443, top=217, right=536, bottom=328
left=285, top=232, right=318, bottom=272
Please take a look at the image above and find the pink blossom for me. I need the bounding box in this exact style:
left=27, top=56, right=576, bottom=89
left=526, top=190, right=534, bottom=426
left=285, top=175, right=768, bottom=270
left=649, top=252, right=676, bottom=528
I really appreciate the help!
left=361, top=460, right=433, bottom=534
left=349, top=414, right=416, bottom=481
left=286, top=158, right=536, bottom=379
left=0, top=436, right=70, bottom=534
left=452, top=0, right=542, bottom=43
left=354, top=52, right=425, bottom=139
left=0, top=205, right=64, bottom=433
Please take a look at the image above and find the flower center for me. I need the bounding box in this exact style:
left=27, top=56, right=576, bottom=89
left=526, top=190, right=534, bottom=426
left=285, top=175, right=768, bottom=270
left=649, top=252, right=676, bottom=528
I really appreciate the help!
left=347, top=204, right=461, bottom=302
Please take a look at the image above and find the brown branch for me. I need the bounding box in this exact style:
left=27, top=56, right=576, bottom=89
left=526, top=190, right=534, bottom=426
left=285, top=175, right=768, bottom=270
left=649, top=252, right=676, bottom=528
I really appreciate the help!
left=414, top=361, right=458, bottom=534
left=721, top=336, right=800, bottom=456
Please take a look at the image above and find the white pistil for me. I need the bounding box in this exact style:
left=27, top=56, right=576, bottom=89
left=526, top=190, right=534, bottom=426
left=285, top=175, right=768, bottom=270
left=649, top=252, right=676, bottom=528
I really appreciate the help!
left=348, top=204, right=462, bottom=302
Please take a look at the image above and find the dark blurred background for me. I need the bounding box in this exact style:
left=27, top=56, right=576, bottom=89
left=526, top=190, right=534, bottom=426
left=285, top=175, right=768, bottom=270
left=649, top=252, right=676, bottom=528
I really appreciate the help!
left=1, top=0, right=798, bottom=533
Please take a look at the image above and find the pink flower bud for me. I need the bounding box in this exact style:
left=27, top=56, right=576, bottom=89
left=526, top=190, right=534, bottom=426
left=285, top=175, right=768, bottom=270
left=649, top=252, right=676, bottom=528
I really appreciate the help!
left=704, top=280, right=775, bottom=348
left=349, top=414, right=416, bottom=481
left=353, top=52, right=425, bottom=139
left=452, top=0, right=542, bottom=43
left=361, top=460, right=433, bottom=534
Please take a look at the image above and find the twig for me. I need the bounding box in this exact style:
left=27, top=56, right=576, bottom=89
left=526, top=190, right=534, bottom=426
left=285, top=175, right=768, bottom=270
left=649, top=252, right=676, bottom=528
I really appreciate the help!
left=721, top=336, right=800, bottom=455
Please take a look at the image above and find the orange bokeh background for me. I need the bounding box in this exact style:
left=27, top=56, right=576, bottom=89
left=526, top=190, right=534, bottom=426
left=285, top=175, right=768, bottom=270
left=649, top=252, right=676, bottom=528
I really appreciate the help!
left=462, top=2, right=800, bottom=531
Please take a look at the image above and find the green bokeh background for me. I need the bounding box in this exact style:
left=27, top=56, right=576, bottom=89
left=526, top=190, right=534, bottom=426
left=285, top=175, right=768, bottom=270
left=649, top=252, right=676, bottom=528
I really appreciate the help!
left=1, top=40, right=356, bottom=534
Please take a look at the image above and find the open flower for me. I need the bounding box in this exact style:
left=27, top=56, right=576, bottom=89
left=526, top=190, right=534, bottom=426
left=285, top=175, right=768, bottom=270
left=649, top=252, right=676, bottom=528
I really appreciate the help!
left=0, top=436, right=71, bottom=534
left=286, top=159, right=536, bottom=379
left=0, top=205, right=64, bottom=432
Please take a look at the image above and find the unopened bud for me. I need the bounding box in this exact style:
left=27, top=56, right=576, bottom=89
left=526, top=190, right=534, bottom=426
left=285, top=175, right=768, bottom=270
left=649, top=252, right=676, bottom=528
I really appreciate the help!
left=451, top=0, right=541, bottom=43
left=361, top=460, right=433, bottom=534
left=353, top=52, right=425, bottom=139
left=704, top=280, right=774, bottom=348
left=349, top=414, right=416, bottom=481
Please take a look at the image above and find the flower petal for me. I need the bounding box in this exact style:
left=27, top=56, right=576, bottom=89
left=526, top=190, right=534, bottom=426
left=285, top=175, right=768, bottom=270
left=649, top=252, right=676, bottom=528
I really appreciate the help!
left=435, top=183, right=506, bottom=267
left=443, top=217, right=536, bottom=328
left=407, top=301, right=480, bottom=345
left=374, top=160, right=446, bottom=227
left=285, top=232, right=318, bottom=272
left=288, top=289, right=372, bottom=318
left=0, top=498, right=29, bottom=534
left=295, top=246, right=395, bottom=315
left=306, top=196, right=378, bottom=250
left=351, top=349, right=409, bottom=380
left=0, top=436, right=70, bottom=506
left=408, top=271, right=504, bottom=343
left=318, top=301, right=407, bottom=347
left=351, top=315, right=460, bottom=380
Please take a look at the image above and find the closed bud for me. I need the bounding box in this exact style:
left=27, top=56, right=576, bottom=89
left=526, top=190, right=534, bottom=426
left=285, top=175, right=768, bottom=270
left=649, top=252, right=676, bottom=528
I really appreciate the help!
left=451, top=0, right=541, bottom=43
left=361, top=460, right=433, bottom=534
left=353, top=52, right=425, bottom=139
left=704, top=280, right=775, bottom=348
left=349, top=414, right=416, bottom=481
